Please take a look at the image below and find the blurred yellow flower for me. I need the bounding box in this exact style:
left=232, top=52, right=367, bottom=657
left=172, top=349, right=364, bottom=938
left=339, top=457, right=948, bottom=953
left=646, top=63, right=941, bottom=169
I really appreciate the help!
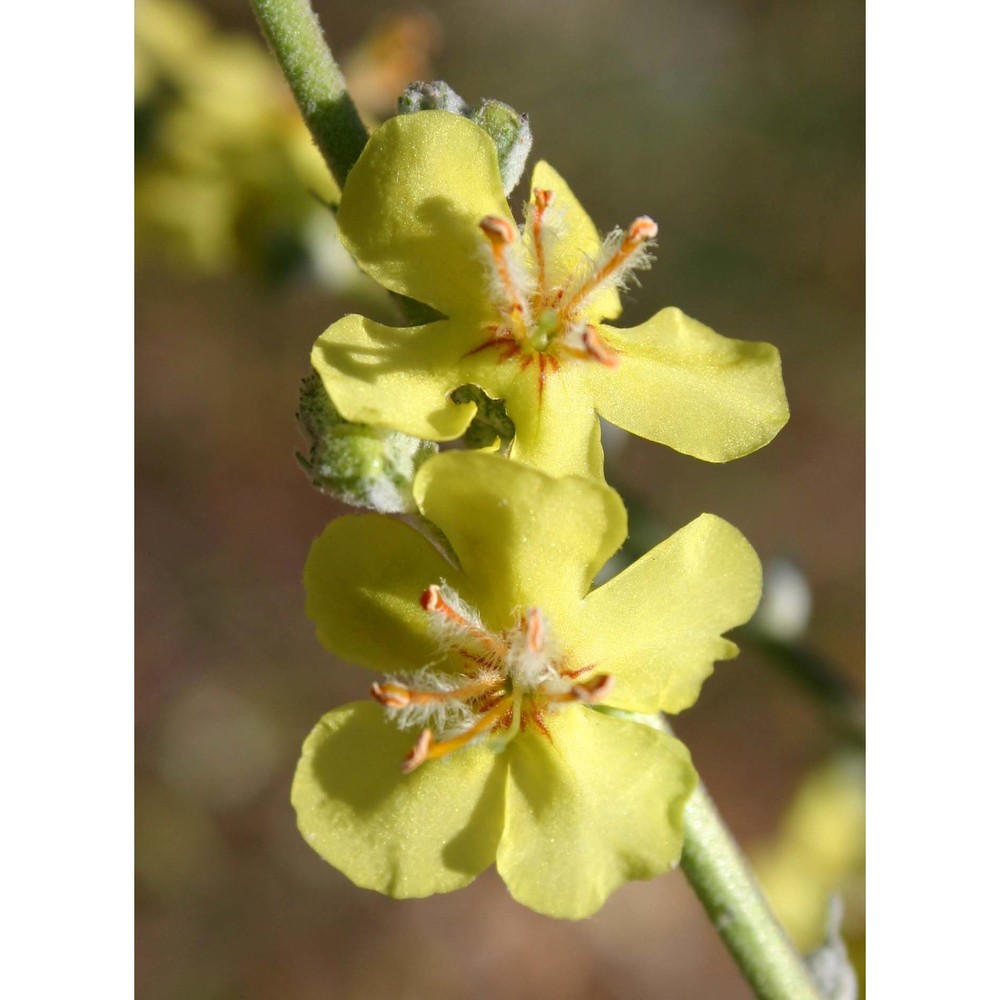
left=135, top=0, right=439, bottom=279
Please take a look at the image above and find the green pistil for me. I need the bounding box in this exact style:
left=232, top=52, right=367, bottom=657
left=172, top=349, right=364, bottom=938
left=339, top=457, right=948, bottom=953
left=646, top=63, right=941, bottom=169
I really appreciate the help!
left=529, top=308, right=561, bottom=351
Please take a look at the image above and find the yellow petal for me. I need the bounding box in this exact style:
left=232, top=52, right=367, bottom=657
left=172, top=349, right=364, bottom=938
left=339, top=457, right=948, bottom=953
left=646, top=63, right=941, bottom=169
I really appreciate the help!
left=592, top=307, right=789, bottom=461
left=496, top=707, right=695, bottom=918
left=413, top=452, right=626, bottom=629
left=578, top=514, right=762, bottom=713
left=527, top=161, right=622, bottom=322
left=338, top=111, right=513, bottom=318
left=501, top=362, right=605, bottom=479
left=293, top=702, right=506, bottom=897
left=305, top=513, right=471, bottom=673
left=312, top=316, right=479, bottom=441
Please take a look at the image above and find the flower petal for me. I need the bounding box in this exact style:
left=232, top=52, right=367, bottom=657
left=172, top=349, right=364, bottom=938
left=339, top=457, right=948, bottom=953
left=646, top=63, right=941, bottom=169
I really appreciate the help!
left=337, top=111, right=513, bottom=318
left=502, top=363, right=605, bottom=479
left=591, top=307, right=789, bottom=461
left=305, top=513, right=470, bottom=673
left=312, top=315, right=479, bottom=441
left=527, top=161, right=622, bottom=322
left=578, top=514, right=762, bottom=714
left=413, top=452, right=626, bottom=630
left=293, top=702, right=506, bottom=897
left=496, top=707, right=695, bottom=918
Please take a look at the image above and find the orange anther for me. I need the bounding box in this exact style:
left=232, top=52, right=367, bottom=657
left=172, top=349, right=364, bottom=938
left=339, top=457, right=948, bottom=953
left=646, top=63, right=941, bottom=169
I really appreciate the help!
left=401, top=729, right=433, bottom=773
left=571, top=673, right=615, bottom=703
left=479, top=215, right=517, bottom=246
left=582, top=326, right=619, bottom=368
left=526, top=607, right=545, bottom=653
left=421, top=584, right=442, bottom=612
left=533, top=188, right=554, bottom=211
left=371, top=682, right=410, bottom=709
left=626, top=216, right=658, bottom=244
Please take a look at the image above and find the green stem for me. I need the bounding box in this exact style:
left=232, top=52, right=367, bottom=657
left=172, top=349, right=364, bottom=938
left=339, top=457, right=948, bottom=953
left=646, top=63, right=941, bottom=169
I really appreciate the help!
left=681, top=780, right=824, bottom=1000
left=249, top=0, right=369, bottom=189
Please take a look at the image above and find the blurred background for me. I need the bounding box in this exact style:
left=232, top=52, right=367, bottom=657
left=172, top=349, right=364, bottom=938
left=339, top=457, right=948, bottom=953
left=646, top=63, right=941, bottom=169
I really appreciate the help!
left=135, top=0, right=864, bottom=996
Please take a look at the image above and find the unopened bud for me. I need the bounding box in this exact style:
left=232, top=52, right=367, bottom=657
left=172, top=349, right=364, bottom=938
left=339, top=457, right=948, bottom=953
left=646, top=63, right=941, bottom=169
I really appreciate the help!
left=397, top=80, right=471, bottom=116
left=471, top=99, right=532, bottom=196
left=296, top=373, right=437, bottom=514
left=396, top=81, right=532, bottom=196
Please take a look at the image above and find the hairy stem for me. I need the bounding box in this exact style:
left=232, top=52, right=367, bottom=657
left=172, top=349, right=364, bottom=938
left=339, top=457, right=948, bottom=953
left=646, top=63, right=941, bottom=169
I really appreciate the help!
left=681, top=779, right=824, bottom=1000
left=249, top=0, right=368, bottom=188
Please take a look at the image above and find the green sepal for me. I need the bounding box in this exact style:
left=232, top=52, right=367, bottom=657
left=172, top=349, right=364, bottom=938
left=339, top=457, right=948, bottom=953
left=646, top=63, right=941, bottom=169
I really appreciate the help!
left=296, top=372, right=437, bottom=513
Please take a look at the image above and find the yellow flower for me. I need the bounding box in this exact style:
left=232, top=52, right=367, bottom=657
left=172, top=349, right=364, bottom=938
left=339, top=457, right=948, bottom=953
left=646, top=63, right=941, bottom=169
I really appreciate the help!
left=312, top=111, right=789, bottom=478
left=292, top=452, right=762, bottom=917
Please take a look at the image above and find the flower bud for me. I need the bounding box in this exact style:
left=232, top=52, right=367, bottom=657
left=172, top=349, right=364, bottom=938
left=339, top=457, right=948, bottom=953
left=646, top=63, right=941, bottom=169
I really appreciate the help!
left=471, top=99, right=532, bottom=196
left=397, top=80, right=470, bottom=116
left=297, top=373, right=437, bottom=513
left=397, top=81, right=532, bottom=195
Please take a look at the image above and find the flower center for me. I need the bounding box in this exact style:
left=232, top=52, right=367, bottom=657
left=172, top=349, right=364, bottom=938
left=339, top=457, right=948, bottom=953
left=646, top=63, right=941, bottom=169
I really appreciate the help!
left=371, top=583, right=613, bottom=773
left=470, top=188, right=658, bottom=380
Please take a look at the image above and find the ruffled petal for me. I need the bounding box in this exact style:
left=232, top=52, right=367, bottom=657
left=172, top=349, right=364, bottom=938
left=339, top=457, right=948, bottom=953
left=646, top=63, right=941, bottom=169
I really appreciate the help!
left=337, top=111, right=513, bottom=318
left=293, top=702, right=507, bottom=897
left=305, top=513, right=470, bottom=673
left=591, top=307, right=789, bottom=462
left=496, top=707, right=695, bottom=918
left=312, top=316, right=479, bottom=441
left=526, top=161, right=622, bottom=322
left=577, top=514, right=762, bottom=714
left=412, top=452, right=626, bottom=630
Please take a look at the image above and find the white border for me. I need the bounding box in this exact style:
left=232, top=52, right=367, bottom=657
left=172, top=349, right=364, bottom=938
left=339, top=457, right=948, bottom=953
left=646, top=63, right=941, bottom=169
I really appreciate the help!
left=2, top=4, right=133, bottom=993
left=868, top=1, right=999, bottom=993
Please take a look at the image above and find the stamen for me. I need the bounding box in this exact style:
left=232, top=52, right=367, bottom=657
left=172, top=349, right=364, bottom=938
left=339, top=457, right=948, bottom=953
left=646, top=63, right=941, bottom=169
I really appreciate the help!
left=421, top=584, right=508, bottom=655
left=572, top=673, right=615, bottom=703
left=479, top=215, right=533, bottom=335
left=582, top=326, right=619, bottom=368
left=526, top=607, right=545, bottom=653
left=562, top=215, right=658, bottom=315
left=403, top=697, right=514, bottom=772
left=371, top=677, right=500, bottom=709
left=401, top=728, right=433, bottom=774
left=531, top=188, right=554, bottom=294
left=547, top=672, right=615, bottom=704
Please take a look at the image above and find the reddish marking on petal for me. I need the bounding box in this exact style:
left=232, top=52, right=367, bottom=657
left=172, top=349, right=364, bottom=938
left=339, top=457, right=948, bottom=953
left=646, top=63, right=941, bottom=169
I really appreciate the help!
left=496, top=704, right=515, bottom=733
left=559, top=663, right=594, bottom=680
left=519, top=354, right=534, bottom=372
left=464, top=330, right=515, bottom=358
left=537, top=353, right=548, bottom=400
left=530, top=705, right=554, bottom=743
